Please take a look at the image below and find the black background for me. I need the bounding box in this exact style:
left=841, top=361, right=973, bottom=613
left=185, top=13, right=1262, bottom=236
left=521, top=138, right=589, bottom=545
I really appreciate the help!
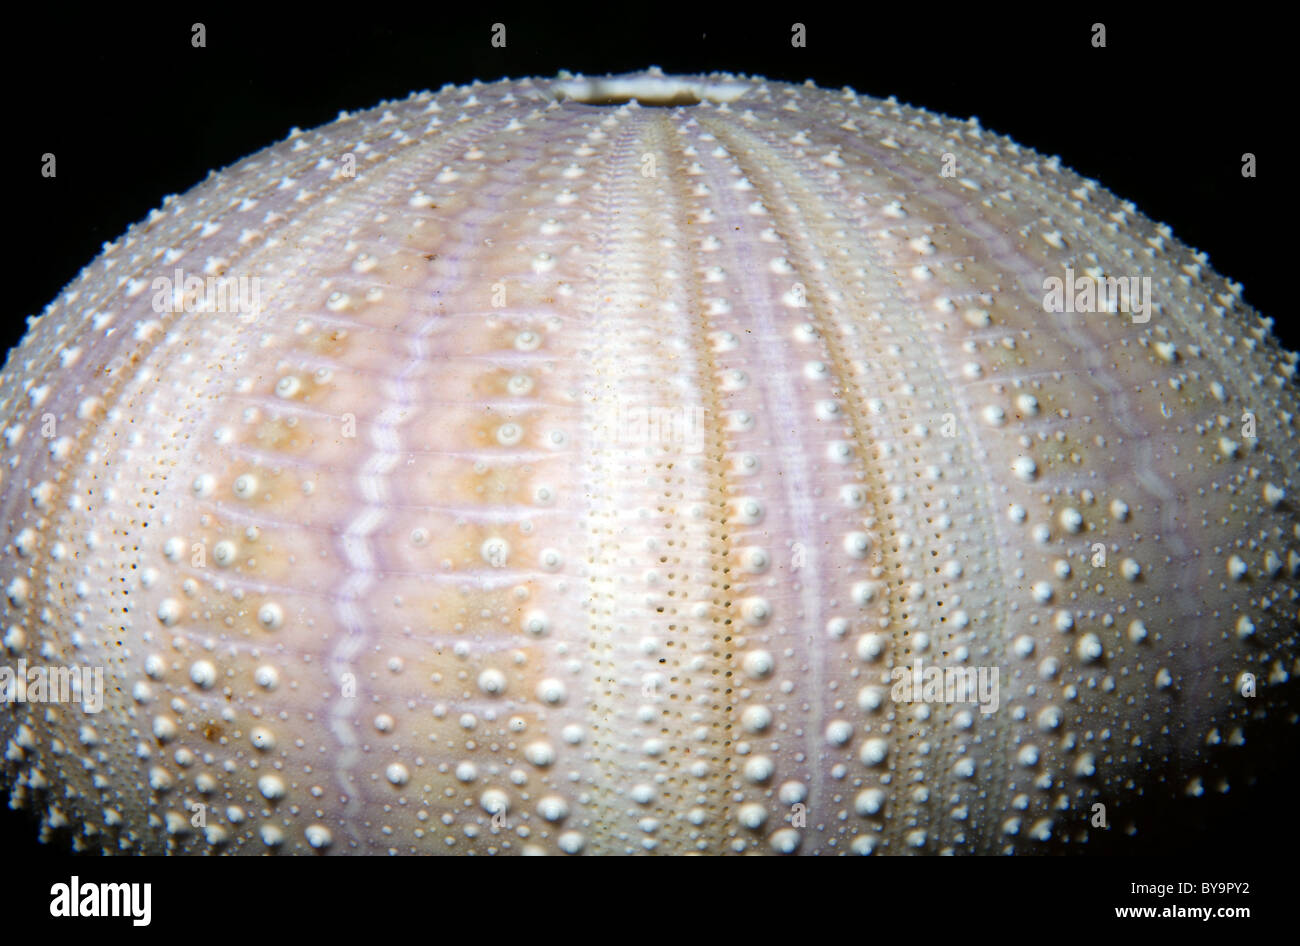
left=1, top=2, right=1294, bottom=876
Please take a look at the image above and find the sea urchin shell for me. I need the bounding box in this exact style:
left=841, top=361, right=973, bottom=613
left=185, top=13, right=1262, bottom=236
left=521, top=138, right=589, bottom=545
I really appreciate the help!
left=1, top=68, right=1296, bottom=855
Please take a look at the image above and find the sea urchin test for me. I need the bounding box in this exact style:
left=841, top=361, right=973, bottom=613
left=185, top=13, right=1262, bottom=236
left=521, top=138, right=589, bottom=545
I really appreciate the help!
left=1, top=69, right=1296, bottom=855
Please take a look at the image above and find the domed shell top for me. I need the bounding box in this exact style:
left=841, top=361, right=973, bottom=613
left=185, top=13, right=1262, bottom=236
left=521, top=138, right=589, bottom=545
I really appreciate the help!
left=0, top=68, right=1297, bottom=855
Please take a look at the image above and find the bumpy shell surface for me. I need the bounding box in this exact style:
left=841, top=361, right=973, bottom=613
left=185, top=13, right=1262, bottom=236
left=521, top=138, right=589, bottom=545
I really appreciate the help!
left=1, top=69, right=1296, bottom=854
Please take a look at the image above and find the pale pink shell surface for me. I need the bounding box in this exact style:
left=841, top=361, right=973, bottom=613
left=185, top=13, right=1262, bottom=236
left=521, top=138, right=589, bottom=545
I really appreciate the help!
left=1, top=70, right=1296, bottom=854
